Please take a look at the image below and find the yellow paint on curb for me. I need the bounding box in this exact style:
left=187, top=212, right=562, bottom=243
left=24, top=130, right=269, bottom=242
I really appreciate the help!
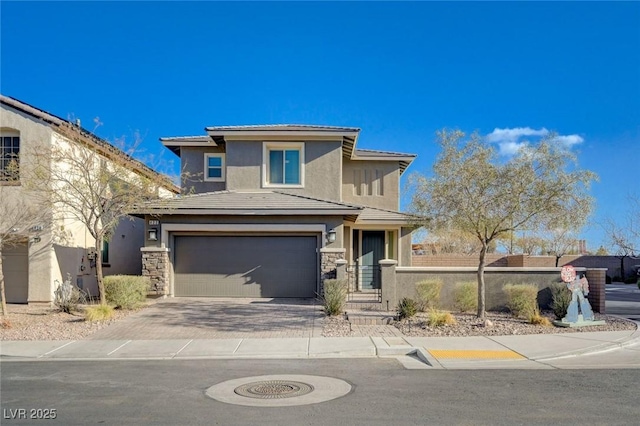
left=428, top=349, right=525, bottom=360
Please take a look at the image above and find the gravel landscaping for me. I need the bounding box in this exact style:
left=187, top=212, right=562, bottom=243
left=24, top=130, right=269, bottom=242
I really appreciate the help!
left=321, top=310, right=637, bottom=338
left=0, top=301, right=158, bottom=341
left=2, top=301, right=636, bottom=341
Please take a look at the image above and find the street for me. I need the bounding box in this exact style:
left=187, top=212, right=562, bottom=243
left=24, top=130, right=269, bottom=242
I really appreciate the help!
left=2, top=358, right=639, bottom=426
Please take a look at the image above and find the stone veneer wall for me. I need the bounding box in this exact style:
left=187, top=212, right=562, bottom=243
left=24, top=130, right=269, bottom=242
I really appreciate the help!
left=319, top=248, right=346, bottom=296
left=141, top=247, right=170, bottom=295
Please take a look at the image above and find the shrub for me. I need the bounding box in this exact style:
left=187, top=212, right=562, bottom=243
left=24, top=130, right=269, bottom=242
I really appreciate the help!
left=84, top=304, right=115, bottom=322
left=322, top=279, right=347, bottom=316
left=104, top=275, right=150, bottom=309
left=426, top=309, right=457, bottom=326
left=503, top=284, right=540, bottom=320
left=624, top=276, right=637, bottom=284
left=453, top=281, right=478, bottom=313
left=415, top=278, right=442, bottom=311
left=549, top=282, right=571, bottom=320
left=529, top=313, right=552, bottom=326
left=53, top=273, right=88, bottom=313
left=397, top=297, right=419, bottom=320
left=0, top=317, right=12, bottom=329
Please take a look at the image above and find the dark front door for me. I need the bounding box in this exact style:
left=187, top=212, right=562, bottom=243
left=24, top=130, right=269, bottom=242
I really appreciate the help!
left=360, top=231, right=385, bottom=290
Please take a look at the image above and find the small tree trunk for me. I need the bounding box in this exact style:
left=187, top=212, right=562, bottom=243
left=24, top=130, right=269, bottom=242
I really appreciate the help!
left=95, top=237, right=106, bottom=305
left=0, top=245, right=7, bottom=316
left=477, top=241, right=488, bottom=319
left=555, top=256, right=560, bottom=267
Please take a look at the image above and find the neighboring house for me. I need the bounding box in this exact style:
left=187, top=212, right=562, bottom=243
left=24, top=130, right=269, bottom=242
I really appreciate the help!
left=0, top=95, right=179, bottom=304
left=137, top=125, right=416, bottom=298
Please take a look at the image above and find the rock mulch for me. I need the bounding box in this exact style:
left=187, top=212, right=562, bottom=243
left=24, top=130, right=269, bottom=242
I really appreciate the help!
left=0, top=302, right=155, bottom=341
left=322, top=310, right=637, bottom=338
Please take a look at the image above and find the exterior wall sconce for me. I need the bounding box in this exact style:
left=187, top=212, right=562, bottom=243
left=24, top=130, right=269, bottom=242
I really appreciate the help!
left=29, top=236, right=41, bottom=244
left=326, top=229, right=337, bottom=244
left=148, top=228, right=158, bottom=241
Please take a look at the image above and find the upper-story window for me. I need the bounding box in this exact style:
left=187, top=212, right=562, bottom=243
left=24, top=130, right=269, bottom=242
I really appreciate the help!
left=0, top=132, right=20, bottom=182
left=263, top=142, right=304, bottom=187
left=204, top=153, right=225, bottom=182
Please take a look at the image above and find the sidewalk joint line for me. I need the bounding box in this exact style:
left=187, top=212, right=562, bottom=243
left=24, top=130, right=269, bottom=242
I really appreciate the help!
left=486, top=336, right=527, bottom=359
left=174, top=339, right=193, bottom=357
left=40, top=341, right=76, bottom=357
left=232, top=339, right=242, bottom=354
left=107, top=340, right=132, bottom=356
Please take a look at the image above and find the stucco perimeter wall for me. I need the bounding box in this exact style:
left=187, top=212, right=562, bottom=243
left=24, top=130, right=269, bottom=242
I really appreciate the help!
left=393, top=267, right=588, bottom=312
left=412, top=254, right=638, bottom=279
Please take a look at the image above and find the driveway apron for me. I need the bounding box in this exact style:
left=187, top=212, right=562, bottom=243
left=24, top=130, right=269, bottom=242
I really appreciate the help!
left=87, top=298, right=325, bottom=340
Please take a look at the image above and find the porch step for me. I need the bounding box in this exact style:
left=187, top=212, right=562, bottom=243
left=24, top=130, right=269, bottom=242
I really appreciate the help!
left=346, top=310, right=397, bottom=325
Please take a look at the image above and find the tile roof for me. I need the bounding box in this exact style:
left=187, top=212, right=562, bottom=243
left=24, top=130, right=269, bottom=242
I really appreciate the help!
left=205, top=124, right=361, bottom=132
left=135, top=190, right=363, bottom=215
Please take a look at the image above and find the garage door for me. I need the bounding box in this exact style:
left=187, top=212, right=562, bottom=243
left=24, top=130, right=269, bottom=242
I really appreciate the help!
left=2, top=243, right=29, bottom=303
left=174, top=235, right=318, bottom=297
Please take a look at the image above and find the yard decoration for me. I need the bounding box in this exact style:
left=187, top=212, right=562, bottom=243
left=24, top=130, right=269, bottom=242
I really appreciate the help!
left=553, top=265, right=605, bottom=328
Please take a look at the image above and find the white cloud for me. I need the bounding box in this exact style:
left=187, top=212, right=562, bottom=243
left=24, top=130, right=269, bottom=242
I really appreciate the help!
left=486, top=127, right=549, bottom=143
left=485, top=127, right=583, bottom=157
left=553, top=134, right=584, bottom=148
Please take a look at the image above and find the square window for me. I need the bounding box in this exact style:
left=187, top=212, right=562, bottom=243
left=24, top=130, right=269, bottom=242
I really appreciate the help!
left=0, top=135, right=20, bottom=182
left=204, top=154, right=225, bottom=182
left=264, top=143, right=304, bottom=187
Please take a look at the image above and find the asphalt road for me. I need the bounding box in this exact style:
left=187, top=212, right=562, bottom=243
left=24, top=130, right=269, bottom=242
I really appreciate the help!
left=2, top=359, right=639, bottom=426
left=606, top=283, right=640, bottom=320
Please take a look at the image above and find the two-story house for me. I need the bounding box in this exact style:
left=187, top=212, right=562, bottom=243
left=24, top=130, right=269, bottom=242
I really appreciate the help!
left=0, top=95, right=179, bottom=304
left=137, top=125, right=416, bottom=299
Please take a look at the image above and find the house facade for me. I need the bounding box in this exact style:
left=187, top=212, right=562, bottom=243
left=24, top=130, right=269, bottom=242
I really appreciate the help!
left=0, top=96, right=179, bottom=304
left=138, top=125, right=417, bottom=298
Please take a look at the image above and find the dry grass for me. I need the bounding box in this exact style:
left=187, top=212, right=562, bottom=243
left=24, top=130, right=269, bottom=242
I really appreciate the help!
left=84, top=304, right=115, bottom=322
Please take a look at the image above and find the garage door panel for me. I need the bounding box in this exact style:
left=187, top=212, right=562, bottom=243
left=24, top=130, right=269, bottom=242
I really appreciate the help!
left=174, top=236, right=317, bottom=297
left=2, top=243, right=29, bottom=303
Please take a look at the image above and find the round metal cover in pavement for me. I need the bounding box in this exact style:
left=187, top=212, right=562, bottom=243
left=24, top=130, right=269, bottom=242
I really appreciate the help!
left=234, top=380, right=314, bottom=399
left=206, top=374, right=352, bottom=407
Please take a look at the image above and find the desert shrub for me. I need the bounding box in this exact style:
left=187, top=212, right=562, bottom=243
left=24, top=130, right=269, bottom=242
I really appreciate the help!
left=84, top=304, right=115, bottom=322
left=54, top=273, right=88, bottom=313
left=104, top=275, right=150, bottom=309
left=453, top=281, right=478, bottom=313
left=549, top=282, right=571, bottom=320
left=415, top=278, right=442, bottom=311
left=529, top=313, right=552, bottom=326
left=503, top=284, right=540, bottom=320
left=0, top=317, right=12, bottom=329
left=426, top=309, right=457, bottom=326
left=323, top=279, right=347, bottom=316
left=397, top=297, right=419, bottom=319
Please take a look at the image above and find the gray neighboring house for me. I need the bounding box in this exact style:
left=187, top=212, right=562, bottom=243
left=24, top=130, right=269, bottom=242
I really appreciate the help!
left=137, top=125, right=416, bottom=298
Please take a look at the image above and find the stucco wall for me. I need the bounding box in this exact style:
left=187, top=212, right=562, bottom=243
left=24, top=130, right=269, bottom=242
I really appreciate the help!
left=341, top=158, right=399, bottom=210
left=189, top=139, right=343, bottom=201
left=179, top=146, right=226, bottom=193
left=395, top=267, right=571, bottom=311
left=1, top=104, right=56, bottom=303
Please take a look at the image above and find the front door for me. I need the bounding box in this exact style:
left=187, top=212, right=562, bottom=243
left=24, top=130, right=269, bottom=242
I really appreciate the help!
left=360, top=231, right=385, bottom=290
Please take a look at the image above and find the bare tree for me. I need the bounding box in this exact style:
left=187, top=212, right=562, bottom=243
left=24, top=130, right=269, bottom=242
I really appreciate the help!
left=27, top=124, right=175, bottom=305
left=541, top=227, right=580, bottom=267
left=422, top=228, right=494, bottom=255
left=409, top=130, right=596, bottom=318
left=603, top=193, right=640, bottom=280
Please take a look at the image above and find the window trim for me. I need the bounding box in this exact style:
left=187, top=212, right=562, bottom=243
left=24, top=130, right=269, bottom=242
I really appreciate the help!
left=262, top=142, right=305, bottom=188
left=204, top=153, right=226, bottom=182
left=0, top=132, right=21, bottom=183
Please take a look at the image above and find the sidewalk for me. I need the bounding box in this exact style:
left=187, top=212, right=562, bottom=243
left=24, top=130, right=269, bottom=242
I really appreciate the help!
left=2, top=326, right=639, bottom=369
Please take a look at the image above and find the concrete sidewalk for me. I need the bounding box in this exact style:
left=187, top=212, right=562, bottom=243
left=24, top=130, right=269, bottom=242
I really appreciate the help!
left=2, top=326, right=639, bottom=369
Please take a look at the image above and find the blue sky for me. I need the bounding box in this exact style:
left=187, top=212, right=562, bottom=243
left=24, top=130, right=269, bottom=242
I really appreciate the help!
left=2, top=1, right=639, bottom=250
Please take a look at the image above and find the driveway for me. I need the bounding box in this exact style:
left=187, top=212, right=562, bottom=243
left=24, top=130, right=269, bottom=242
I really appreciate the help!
left=87, top=298, right=325, bottom=340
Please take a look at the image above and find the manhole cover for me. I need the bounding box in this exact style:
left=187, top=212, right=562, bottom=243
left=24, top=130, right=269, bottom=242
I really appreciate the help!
left=206, top=374, right=352, bottom=407
left=234, top=380, right=314, bottom=399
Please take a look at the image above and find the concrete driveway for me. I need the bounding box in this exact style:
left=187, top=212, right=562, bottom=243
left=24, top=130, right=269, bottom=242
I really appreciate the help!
left=87, top=298, right=325, bottom=340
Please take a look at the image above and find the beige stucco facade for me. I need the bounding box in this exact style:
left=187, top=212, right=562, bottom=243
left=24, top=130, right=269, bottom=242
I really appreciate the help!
left=1, top=97, right=177, bottom=304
